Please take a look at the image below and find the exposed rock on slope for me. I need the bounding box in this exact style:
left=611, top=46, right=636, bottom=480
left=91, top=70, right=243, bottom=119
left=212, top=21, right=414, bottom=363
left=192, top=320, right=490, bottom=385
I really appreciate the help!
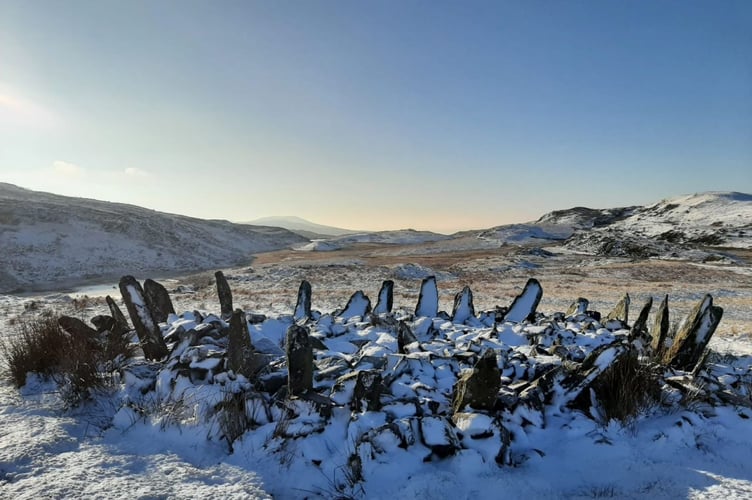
left=0, top=183, right=307, bottom=292
left=562, top=192, right=752, bottom=258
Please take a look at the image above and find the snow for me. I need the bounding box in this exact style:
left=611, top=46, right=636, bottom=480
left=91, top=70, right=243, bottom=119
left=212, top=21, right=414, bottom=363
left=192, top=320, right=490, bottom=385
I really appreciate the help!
left=2, top=188, right=752, bottom=499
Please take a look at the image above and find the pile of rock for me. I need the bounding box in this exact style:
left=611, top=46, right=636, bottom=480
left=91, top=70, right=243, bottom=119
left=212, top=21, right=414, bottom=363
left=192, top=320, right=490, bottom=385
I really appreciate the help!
left=68, top=270, right=743, bottom=472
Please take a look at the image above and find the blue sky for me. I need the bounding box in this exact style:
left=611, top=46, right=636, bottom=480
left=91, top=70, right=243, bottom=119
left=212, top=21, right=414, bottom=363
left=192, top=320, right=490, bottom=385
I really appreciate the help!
left=1, top=1, right=750, bottom=232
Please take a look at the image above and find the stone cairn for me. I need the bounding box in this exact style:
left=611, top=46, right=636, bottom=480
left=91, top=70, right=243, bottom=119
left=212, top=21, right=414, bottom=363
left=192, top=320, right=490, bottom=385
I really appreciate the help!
left=75, top=271, right=732, bottom=468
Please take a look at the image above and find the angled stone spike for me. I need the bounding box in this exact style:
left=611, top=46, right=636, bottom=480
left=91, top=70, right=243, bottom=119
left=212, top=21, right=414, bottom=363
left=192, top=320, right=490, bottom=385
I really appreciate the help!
left=227, top=309, right=258, bottom=379
left=451, top=286, right=475, bottom=324
left=630, top=297, right=653, bottom=338
left=286, top=324, right=313, bottom=396
left=663, top=294, right=723, bottom=371
left=565, top=297, right=589, bottom=317
left=415, top=276, right=438, bottom=318
left=143, top=279, right=176, bottom=323
left=105, top=295, right=130, bottom=335
left=294, top=280, right=312, bottom=321
left=215, top=271, right=233, bottom=319
left=651, top=295, right=670, bottom=354
left=340, top=291, right=371, bottom=320
left=397, top=320, right=419, bottom=354
left=452, top=350, right=500, bottom=412
left=373, top=280, right=394, bottom=314
left=503, top=278, right=543, bottom=323
left=605, top=293, right=630, bottom=324
left=118, top=276, right=168, bottom=360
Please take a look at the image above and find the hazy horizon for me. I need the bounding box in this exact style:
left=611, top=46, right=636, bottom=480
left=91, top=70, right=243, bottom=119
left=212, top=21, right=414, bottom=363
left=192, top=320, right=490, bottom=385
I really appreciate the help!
left=1, top=1, right=750, bottom=233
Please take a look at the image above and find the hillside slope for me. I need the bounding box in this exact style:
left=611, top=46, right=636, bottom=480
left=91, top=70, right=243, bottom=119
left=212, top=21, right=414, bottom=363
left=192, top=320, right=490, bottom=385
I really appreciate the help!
left=0, top=183, right=307, bottom=292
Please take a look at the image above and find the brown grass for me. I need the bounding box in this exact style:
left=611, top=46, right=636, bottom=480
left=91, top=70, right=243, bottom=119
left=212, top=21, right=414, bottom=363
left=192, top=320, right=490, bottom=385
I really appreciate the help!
left=1, top=312, right=135, bottom=404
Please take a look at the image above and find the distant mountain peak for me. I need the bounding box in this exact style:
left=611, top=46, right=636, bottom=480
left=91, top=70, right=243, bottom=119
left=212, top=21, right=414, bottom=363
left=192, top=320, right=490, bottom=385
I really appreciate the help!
left=245, top=216, right=361, bottom=238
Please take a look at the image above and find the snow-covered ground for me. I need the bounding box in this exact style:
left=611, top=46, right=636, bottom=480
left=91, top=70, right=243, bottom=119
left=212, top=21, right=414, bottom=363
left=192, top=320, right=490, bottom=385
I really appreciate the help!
left=1, top=257, right=751, bottom=499
left=1, top=189, right=752, bottom=499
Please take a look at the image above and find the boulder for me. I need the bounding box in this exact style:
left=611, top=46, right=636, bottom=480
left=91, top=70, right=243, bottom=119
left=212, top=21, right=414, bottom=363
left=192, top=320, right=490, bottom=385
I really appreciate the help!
left=451, top=286, right=475, bottom=324
left=143, top=279, right=176, bottom=323
left=565, top=297, right=589, bottom=317
left=397, top=321, right=420, bottom=354
left=373, top=280, right=394, bottom=314
left=419, top=416, right=461, bottom=459
left=504, top=278, right=543, bottom=323
left=118, top=276, right=168, bottom=360
left=452, top=350, right=500, bottom=412
left=415, top=276, right=438, bottom=318
left=90, top=315, right=116, bottom=334
left=286, top=324, right=313, bottom=396
left=214, top=271, right=233, bottom=319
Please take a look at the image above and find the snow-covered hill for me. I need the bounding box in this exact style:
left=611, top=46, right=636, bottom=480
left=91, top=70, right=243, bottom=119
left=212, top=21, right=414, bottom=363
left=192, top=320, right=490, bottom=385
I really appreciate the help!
left=0, top=183, right=308, bottom=293
left=245, top=215, right=360, bottom=239
left=562, top=192, right=752, bottom=258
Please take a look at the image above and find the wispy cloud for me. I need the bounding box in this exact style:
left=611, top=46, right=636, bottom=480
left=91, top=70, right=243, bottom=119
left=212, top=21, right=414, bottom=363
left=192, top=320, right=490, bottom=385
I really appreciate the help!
left=52, top=160, right=85, bottom=177
left=0, top=89, right=58, bottom=129
left=124, top=167, right=150, bottom=178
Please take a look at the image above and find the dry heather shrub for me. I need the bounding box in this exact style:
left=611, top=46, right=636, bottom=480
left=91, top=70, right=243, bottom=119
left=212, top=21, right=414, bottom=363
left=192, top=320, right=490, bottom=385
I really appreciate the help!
left=1, top=312, right=135, bottom=403
left=591, top=350, right=662, bottom=423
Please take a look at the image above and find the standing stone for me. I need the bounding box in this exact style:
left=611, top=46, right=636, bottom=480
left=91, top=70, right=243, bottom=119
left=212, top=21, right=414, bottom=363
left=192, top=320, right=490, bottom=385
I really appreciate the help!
left=452, top=286, right=475, bottom=324
left=215, top=271, right=233, bottom=320
left=106, top=295, right=130, bottom=335
left=651, top=295, right=670, bottom=355
left=605, top=293, right=630, bottom=324
left=503, top=278, right=543, bottom=323
left=143, top=279, right=176, bottom=323
left=373, top=280, right=394, bottom=314
left=452, top=350, right=500, bottom=412
left=118, top=276, right=168, bottom=360
left=339, top=291, right=371, bottom=320
left=415, top=276, right=438, bottom=318
left=397, top=320, right=419, bottom=354
left=294, top=280, right=312, bottom=321
left=227, top=309, right=256, bottom=378
left=630, top=297, right=653, bottom=339
left=565, top=298, right=589, bottom=317
left=663, top=294, right=723, bottom=371
left=286, top=324, right=313, bottom=396
left=352, top=370, right=383, bottom=412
